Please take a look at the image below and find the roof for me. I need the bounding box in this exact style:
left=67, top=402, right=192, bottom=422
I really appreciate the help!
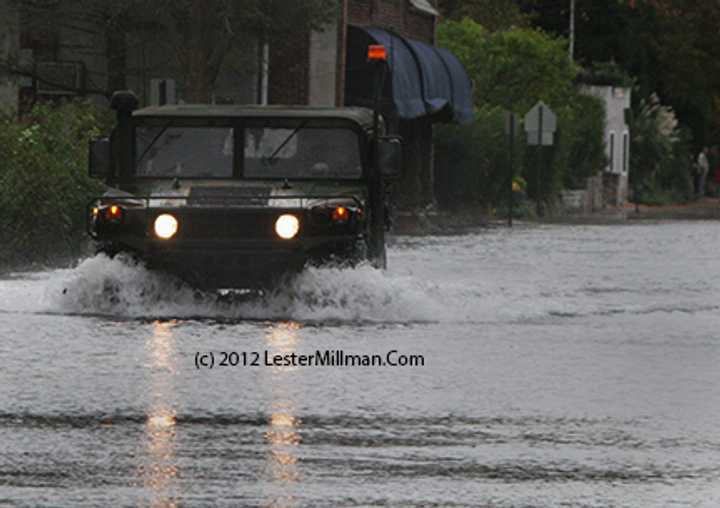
left=348, top=26, right=474, bottom=124
left=133, top=105, right=376, bottom=129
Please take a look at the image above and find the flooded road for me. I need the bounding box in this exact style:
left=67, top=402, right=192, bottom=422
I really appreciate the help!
left=2, top=222, right=720, bottom=507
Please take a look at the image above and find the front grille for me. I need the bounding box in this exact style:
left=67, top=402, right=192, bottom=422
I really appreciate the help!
left=188, top=187, right=271, bottom=206
left=179, top=210, right=279, bottom=240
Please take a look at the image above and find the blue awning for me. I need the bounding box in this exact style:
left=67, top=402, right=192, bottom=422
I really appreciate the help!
left=347, top=26, right=474, bottom=124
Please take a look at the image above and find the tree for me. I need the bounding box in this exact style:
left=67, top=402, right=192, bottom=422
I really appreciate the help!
left=1, top=0, right=337, bottom=103
left=629, top=93, right=693, bottom=202
left=161, top=0, right=337, bottom=102
left=522, top=0, right=720, bottom=146
left=438, top=18, right=578, bottom=113
left=437, top=0, right=531, bottom=31
left=435, top=18, right=606, bottom=208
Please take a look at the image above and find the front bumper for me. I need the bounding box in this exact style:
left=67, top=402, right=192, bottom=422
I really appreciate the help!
left=145, top=244, right=308, bottom=288
left=88, top=195, right=366, bottom=288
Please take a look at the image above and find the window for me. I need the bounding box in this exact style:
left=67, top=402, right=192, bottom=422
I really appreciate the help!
left=244, top=127, right=363, bottom=180
left=136, top=127, right=234, bottom=178
left=622, top=131, right=629, bottom=174
left=609, top=131, right=616, bottom=172
left=134, top=124, right=364, bottom=180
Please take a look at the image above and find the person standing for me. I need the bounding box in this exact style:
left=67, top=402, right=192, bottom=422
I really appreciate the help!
left=697, top=146, right=710, bottom=198
left=710, top=146, right=720, bottom=196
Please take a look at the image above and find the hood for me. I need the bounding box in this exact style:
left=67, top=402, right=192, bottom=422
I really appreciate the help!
left=107, top=179, right=366, bottom=209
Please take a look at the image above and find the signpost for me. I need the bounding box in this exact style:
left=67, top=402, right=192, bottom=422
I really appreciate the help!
left=523, top=101, right=557, bottom=216
left=504, top=112, right=517, bottom=227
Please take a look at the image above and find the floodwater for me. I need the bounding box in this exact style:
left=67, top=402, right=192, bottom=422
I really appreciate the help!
left=1, top=222, right=720, bottom=507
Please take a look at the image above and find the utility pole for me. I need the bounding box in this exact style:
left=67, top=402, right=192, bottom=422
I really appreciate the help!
left=569, top=0, right=576, bottom=61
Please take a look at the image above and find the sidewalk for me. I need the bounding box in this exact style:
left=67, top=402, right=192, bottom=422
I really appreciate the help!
left=392, top=198, right=720, bottom=234
left=623, top=197, right=720, bottom=220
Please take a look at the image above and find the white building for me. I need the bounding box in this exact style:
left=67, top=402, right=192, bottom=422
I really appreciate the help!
left=583, top=85, right=632, bottom=206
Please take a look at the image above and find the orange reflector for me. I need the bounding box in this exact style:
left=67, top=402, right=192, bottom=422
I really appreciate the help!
left=368, top=44, right=387, bottom=61
left=106, top=205, right=123, bottom=220
left=331, top=206, right=350, bottom=222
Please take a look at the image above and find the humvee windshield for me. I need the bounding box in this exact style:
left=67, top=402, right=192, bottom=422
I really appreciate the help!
left=135, top=125, right=363, bottom=179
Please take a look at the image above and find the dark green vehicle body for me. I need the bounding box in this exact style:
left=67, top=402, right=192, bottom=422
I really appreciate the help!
left=87, top=94, right=400, bottom=289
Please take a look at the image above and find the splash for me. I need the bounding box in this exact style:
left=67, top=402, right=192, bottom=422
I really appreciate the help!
left=44, top=254, right=447, bottom=323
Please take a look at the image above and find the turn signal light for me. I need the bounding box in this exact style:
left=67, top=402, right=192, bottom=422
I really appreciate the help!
left=331, top=206, right=350, bottom=223
left=368, top=44, right=387, bottom=62
left=105, top=204, right=124, bottom=222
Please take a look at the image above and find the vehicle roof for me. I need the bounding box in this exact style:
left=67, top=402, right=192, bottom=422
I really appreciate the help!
left=133, top=104, right=376, bottom=129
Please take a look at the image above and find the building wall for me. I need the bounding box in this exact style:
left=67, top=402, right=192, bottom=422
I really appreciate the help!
left=3, top=1, right=434, bottom=111
left=269, top=0, right=440, bottom=107
left=123, top=21, right=258, bottom=106
left=56, top=1, right=107, bottom=104
left=10, top=1, right=259, bottom=108
left=268, top=29, right=310, bottom=105
left=583, top=85, right=632, bottom=206
left=309, top=20, right=339, bottom=107
left=0, top=0, right=19, bottom=112
left=347, top=0, right=435, bottom=43
left=345, top=0, right=439, bottom=209
left=205, top=38, right=259, bottom=105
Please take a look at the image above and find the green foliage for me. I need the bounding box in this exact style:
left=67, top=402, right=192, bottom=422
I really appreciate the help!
left=435, top=19, right=607, bottom=209
left=557, top=94, right=608, bottom=189
left=437, top=18, right=487, bottom=90
left=629, top=94, right=693, bottom=202
left=635, top=188, right=687, bottom=206
left=438, top=19, right=579, bottom=113
left=578, top=61, right=635, bottom=88
left=434, top=105, right=517, bottom=207
left=437, top=0, right=532, bottom=32
left=0, top=100, right=112, bottom=266
left=524, top=0, right=720, bottom=145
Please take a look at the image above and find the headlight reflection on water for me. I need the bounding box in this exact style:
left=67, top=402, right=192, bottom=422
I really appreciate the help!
left=141, top=320, right=180, bottom=507
left=263, top=322, right=303, bottom=488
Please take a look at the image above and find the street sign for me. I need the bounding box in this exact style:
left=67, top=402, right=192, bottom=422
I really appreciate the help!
left=524, top=101, right=557, bottom=146
left=504, top=111, right=517, bottom=227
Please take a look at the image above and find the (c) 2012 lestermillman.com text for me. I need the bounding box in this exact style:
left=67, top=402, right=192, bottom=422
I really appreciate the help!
left=195, top=350, right=425, bottom=369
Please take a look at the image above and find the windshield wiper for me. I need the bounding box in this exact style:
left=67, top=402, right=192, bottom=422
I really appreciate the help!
left=262, top=121, right=308, bottom=167
left=136, top=122, right=172, bottom=165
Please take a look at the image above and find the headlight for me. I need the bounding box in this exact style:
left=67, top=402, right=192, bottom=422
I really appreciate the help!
left=275, top=214, right=300, bottom=240
left=154, top=214, right=179, bottom=240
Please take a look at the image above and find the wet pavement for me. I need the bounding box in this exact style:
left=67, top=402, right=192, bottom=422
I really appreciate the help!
left=1, top=222, right=720, bottom=507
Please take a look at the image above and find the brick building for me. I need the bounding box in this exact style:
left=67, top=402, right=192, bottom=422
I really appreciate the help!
left=271, top=0, right=474, bottom=208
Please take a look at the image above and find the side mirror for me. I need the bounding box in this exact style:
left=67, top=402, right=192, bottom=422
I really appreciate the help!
left=88, top=138, right=111, bottom=179
left=377, top=136, right=403, bottom=179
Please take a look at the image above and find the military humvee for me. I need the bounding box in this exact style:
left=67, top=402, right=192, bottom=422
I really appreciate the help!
left=87, top=84, right=402, bottom=289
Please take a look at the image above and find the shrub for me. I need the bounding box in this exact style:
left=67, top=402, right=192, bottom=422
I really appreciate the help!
left=629, top=93, right=693, bottom=202
left=438, top=19, right=579, bottom=114
left=556, top=93, right=607, bottom=190
left=0, top=100, right=112, bottom=267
